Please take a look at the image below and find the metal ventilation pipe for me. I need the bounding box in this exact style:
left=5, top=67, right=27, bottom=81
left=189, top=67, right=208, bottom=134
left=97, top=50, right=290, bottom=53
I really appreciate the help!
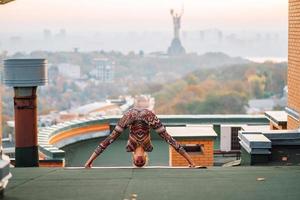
left=3, top=59, right=48, bottom=167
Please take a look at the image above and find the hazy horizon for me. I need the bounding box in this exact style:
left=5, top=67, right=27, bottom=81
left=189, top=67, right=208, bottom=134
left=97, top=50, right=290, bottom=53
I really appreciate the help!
left=0, top=0, right=288, bottom=57
left=0, top=0, right=288, bottom=32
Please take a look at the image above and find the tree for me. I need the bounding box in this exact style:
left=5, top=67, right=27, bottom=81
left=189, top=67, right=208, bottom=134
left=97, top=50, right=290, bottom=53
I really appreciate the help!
left=179, top=92, right=247, bottom=114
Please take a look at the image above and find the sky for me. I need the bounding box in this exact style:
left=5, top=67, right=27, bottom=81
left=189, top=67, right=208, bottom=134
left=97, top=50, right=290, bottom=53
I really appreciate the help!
left=0, top=0, right=288, bottom=33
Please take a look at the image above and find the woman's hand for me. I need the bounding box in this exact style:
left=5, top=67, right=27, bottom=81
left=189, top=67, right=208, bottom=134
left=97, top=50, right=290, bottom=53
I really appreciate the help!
left=188, top=162, right=196, bottom=168
left=85, top=155, right=96, bottom=168
left=84, top=160, right=92, bottom=168
left=181, top=151, right=196, bottom=168
left=85, top=152, right=98, bottom=168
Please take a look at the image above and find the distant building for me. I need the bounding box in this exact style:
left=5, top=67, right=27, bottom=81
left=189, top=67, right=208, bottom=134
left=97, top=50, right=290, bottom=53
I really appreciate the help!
left=57, top=63, right=81, bottom=79
left=247, top=85, right=287, bottom=114
left=199, top=29, right=223, bottom=43
left=57, top=29, right=66, bottom=40
left=3, top=121, right=15, bottom=158
left=48, top=65, right=59, bottom=81
left=247, top=99, right=276, bottom=114
left=91, top=58, right=114, bottom=83
left=73, top=48, right=79, bottom=53
left=9, top=36, right=22, bottom=46
left=275, top=85, right=288, bottom=108
left=43, top=29, right=52, bottom=40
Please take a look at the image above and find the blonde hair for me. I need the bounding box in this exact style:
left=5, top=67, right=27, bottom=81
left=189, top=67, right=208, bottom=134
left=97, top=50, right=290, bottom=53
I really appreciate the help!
left=134, top=95, right=149, bottom=109
left=132, top=151, right=149, bottom=167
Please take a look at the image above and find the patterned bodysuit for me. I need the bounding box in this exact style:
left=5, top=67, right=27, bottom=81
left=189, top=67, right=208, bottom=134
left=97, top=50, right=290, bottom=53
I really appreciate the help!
left=94, top=108, right=186, bottom=155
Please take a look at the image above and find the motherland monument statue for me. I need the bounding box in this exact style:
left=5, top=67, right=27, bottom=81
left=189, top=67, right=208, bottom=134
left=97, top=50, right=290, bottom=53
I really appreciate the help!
left=167, top=7, right=186, bottom=56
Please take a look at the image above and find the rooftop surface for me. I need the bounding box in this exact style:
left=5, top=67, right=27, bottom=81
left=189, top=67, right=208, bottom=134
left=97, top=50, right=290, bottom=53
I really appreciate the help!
left=241, top=125, right=270, bottom=132
left=265, top=111, right=288, bottom=125
left=5, top=166, right=300, bottom=200
left=166, top=126, right=217, bottom=138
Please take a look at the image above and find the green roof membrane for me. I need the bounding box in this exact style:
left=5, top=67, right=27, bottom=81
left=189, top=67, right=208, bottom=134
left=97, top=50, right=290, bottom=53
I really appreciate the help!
left=6, top=166, right=300, bottom=200
left=62, top=138, right=169, bottom=167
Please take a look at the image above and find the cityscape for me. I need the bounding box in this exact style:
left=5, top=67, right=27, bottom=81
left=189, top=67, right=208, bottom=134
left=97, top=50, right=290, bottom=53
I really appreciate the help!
left=0, top=28, right=288, bottom=58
